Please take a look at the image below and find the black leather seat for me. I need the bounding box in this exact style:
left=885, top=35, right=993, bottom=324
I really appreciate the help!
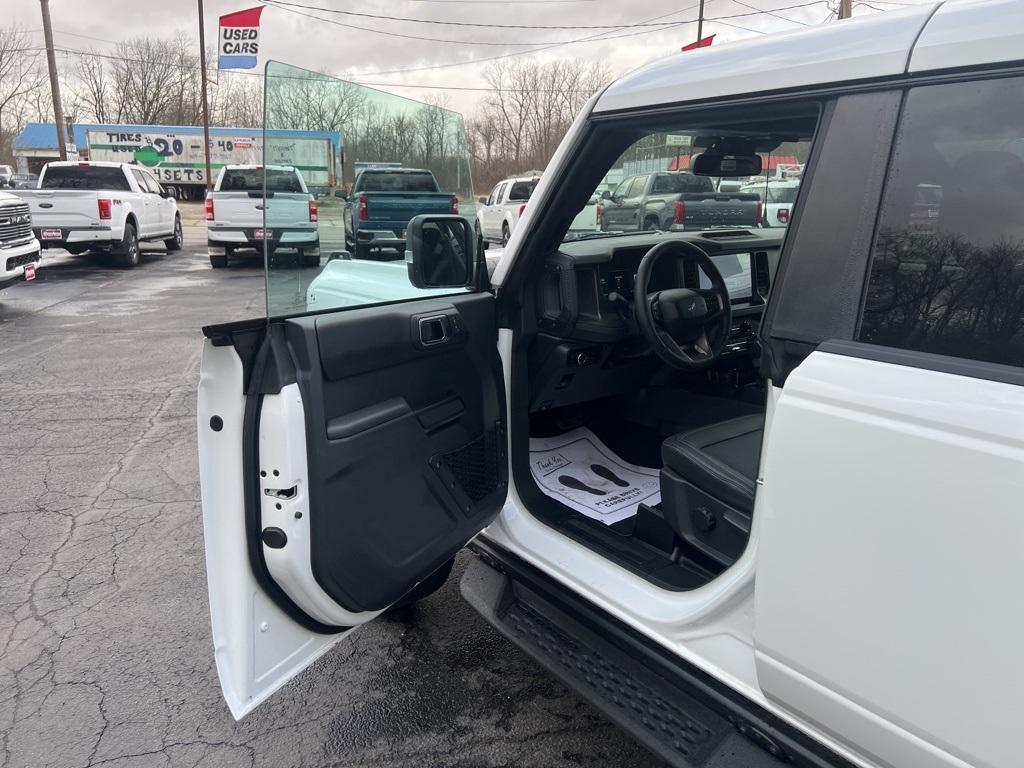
left=661, top=414, right=764, bottom=514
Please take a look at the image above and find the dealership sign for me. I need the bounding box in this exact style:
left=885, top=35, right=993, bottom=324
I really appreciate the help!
left=218, top=6, right=264, bottom=70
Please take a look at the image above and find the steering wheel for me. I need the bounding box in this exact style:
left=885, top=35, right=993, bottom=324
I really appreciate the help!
left=633, top=239, right=732, bottom=369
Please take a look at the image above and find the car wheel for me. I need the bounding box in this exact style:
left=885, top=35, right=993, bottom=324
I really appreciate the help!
left=644, top=215, right=661, bottom=231
left=300, top=251, right=320, bottom=268
left=65, top=245, right=88, bottom=256
left=209, top=253, right=228, bottom=268
left=164, top=215, right=183, bottom=251
left=501, top=223, right=510, bottom=247
left=386, top=557, right=455, bottom=613
left=115, top=222, right=140, bottom=269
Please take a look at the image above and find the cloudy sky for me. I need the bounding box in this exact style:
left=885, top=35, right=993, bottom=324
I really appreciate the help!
left=10, top=0, right=927, bottom=112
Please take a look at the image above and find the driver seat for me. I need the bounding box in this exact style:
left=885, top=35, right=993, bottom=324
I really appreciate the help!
left=660, top=414, right=764, bottom=567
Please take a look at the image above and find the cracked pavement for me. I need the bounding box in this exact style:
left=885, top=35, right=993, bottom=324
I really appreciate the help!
left=0, top=220, right=665, bottom=768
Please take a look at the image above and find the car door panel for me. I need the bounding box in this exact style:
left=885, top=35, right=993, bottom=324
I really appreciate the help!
left=288, top=293, right=506, bottom=613
left=200, top=288, right=506, bottom=718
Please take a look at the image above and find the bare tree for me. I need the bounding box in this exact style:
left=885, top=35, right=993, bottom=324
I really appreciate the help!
left=0, top=24, right=45, bottom=164
left=470, top=58, right=610, bottom=190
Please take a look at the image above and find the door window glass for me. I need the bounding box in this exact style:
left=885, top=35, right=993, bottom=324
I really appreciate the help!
left=262, top=62, right=475, bottom=319
left=626, top=176, right=647, bottom=197
left=858, top=77, right=1024, bottom=367
left=131, top=169, right=152, bottom=192
left=143, top=173, right=162, bottom=195
left=495, top=182, right=507, bottom=204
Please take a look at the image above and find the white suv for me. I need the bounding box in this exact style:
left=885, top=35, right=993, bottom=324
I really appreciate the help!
left=198, top=3, right=1024, bottom=767
left=476, top=173, right=540, bottom=247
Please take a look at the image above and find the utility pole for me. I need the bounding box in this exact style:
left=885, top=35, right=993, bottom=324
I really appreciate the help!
left=839, top=0, right=853, bottom=19
left=39, top=0, right=67, bottom=161
left=696, top=0, right=705, bottom=45
left=197, top=0, right=213, bottom=191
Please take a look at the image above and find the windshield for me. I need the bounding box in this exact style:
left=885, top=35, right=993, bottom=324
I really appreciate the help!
left=41, top=166, right=131, bottom=191
left=567, top=113, right=816, bottom=241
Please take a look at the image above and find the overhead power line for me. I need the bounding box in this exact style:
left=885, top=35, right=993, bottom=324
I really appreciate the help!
left=261, top=0, right=830, bottom=30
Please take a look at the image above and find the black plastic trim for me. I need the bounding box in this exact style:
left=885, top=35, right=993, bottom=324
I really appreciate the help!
left=468, top=538, right=856, bottom=768
left=817, top=339, right=1024, bottom=388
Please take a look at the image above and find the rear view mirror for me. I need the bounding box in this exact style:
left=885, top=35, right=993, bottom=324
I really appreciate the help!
left=692, top=152, right=763, bottom=177
left=406, top=215, right=477, bottom=289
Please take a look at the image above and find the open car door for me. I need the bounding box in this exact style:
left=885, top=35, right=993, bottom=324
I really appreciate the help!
left=198, top=63, right=503, bottom=719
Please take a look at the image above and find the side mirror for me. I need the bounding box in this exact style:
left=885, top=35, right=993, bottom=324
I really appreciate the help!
left=600, top=190, right=612, bottom=201
left=406, top=214, right=478, bottom=290
left=477, top=196, right=487, bottom=205
left=333, top=189, right=348, bottom=200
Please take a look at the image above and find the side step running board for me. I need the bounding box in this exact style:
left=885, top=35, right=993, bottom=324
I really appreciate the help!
left=461, top=549, right=850, bottom=768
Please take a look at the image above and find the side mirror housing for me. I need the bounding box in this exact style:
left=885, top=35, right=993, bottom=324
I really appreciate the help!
left=477, top=196, right=487, bottom=205
left=333, top=189, right=348, bottom=200
left=405, top=215, right=479, bottom=290
left=600, top=189, right=612, bottom=200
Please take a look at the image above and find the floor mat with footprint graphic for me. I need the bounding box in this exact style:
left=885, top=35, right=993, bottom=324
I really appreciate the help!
left=528, top=427, right=661, bottom=525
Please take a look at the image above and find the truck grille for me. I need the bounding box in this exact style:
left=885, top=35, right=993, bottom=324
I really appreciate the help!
left=6, top=252, right=37, bottom=271
left=0, top=203, right=33, bottom=246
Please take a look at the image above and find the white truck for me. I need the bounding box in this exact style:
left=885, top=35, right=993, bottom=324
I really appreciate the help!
left=198, top=3, right=1024, bottom=768
left=0, top=191, right=42, bottom=290
left=476, top=173, right=540, bottom=247
left=205, top=165, right=319, bottom=269
left=10, top=161, right=182, bottom=269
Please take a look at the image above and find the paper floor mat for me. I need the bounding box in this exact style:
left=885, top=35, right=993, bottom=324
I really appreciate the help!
left=528, top=427, right=660, bottom=526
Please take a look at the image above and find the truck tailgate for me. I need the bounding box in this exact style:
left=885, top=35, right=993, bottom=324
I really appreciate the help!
left=362, top=192, right=453, bottom=229
left=11, top=190, right=101, bottom=228
left=212, top=191, right=310, bottom=229
left=681, top=193, right=762, bottom=229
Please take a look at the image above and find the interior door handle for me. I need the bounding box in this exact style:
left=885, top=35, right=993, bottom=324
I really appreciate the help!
left=418, top=315, right=449, bottom=346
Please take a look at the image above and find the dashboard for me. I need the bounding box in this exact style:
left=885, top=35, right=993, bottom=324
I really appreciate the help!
left=530, top=230, right=783, bottom=412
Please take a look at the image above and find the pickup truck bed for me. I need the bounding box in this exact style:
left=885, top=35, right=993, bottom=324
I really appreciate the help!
left=344, top=168, right=456, bottom=259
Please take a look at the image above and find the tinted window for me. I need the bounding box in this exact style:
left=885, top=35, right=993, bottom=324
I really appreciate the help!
left=651, top=174, right=675, bottom=194
left=858, top=77, right=1024, bottom=367
left=41, top=166, right=131, bottom=191
left=357, top=171, right=438, bottom=193
left=220, top=168, right=303, bottom=193
left=507, top=180, right=535, bottom=202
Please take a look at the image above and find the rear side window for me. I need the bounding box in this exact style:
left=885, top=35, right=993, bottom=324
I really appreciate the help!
left=858, top=77, right=1024, bottom=367
left=357, top=171, right=438, bottom=193
left=507, top=180, right=535, bottom=202
left=41, top=166, right=131, bottom=191
left=220, top=168, right=302, bottom=193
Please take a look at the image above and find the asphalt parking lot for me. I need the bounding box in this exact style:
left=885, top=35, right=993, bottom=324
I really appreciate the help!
left=0, top=212, right=666, bottom=768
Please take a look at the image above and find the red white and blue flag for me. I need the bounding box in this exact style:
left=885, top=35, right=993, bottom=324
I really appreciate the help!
left=218, top=7, right=264, bottom=70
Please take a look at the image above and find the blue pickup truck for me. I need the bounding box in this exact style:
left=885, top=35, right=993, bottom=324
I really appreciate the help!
left=343, top=167, right=458, bottom=259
